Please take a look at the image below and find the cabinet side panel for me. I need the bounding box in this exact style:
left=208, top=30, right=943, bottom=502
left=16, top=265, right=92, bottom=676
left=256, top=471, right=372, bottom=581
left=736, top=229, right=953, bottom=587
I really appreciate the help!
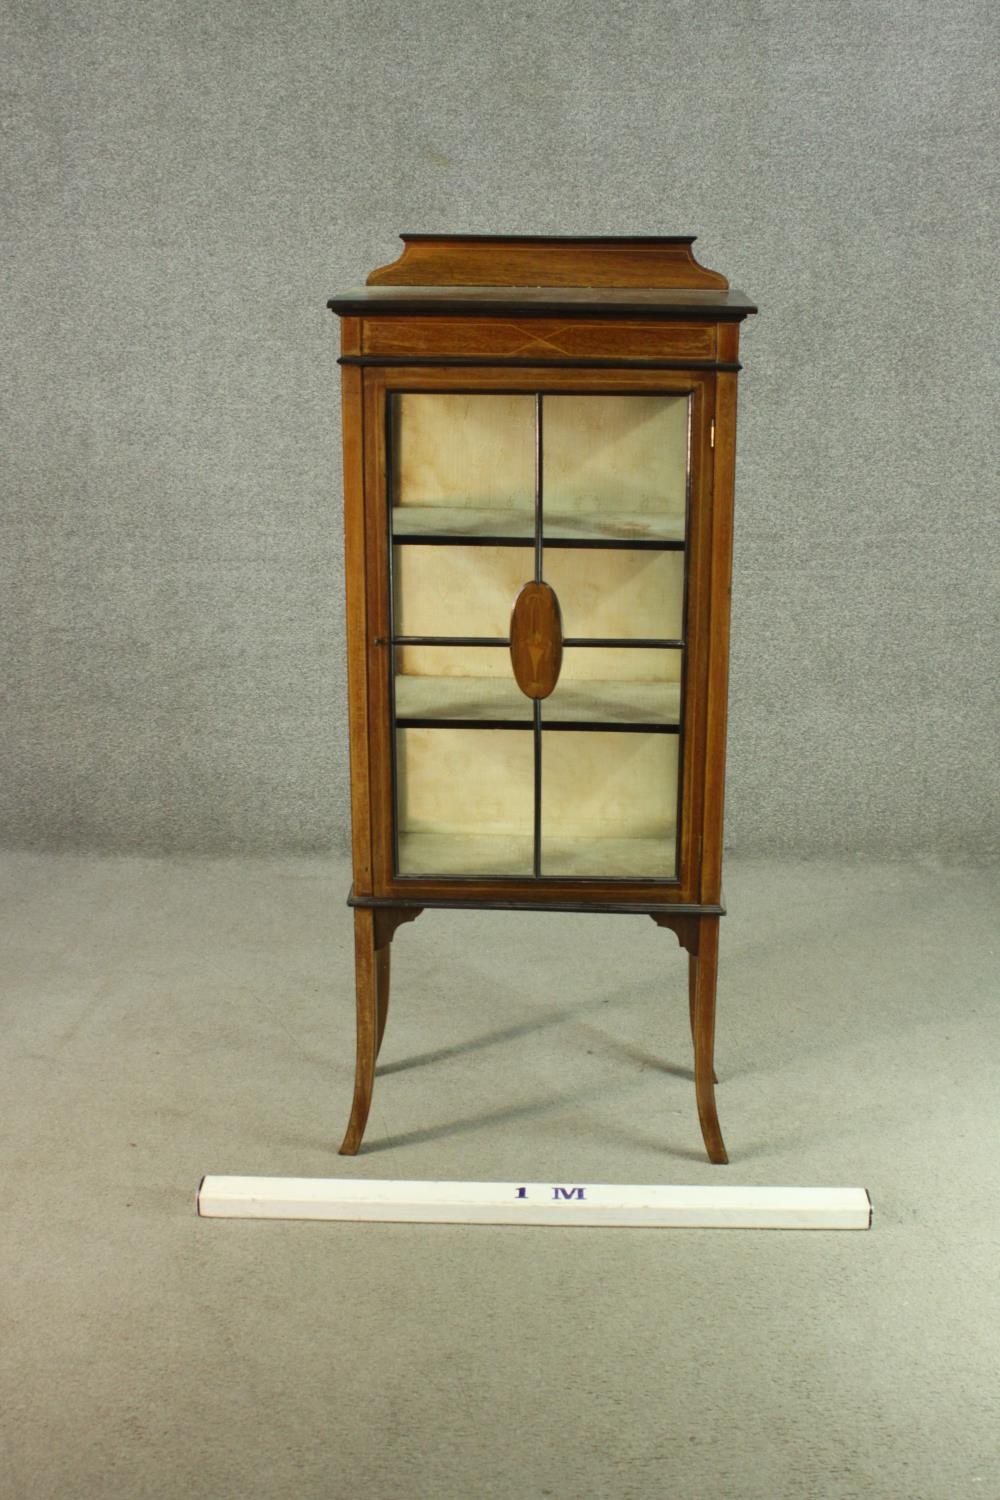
left=679, top=380, right=714, bottom=898
left=339, top=336, right=374, bottom=894
left=340, top=317, right=362, bottom=356
left=364, top=372, right=398, bottom=892
left=700, top=359, right=739, bottom=902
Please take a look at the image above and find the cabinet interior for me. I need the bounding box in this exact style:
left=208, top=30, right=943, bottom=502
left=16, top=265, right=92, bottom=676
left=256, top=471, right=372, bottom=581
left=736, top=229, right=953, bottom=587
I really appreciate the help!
left=390, top=390, right=689, bottom=880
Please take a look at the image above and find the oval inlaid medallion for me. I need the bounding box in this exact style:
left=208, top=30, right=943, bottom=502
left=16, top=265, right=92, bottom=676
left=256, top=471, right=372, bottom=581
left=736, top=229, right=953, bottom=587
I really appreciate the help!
left=510, top=581, right=563, bottom=699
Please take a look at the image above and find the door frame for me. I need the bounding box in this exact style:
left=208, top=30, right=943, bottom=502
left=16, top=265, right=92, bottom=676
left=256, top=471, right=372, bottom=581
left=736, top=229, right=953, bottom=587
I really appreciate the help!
left=356, top=362, right=720, bottom=907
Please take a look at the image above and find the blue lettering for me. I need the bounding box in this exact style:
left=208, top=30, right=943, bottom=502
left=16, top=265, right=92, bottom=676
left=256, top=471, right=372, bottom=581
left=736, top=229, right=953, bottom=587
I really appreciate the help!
left=552, top=1187, right=586, bottom=1201
left=515, top=1186, right=527, bottom=1199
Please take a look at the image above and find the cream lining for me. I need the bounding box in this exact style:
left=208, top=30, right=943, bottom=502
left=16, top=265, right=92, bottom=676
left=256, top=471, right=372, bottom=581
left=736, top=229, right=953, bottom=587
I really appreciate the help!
left=391, top=391, right=686, bottom=880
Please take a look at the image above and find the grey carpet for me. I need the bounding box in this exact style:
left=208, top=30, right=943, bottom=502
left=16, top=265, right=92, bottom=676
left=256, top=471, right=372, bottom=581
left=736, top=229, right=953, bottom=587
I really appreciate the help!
left=2, top=853, right=997, bottom=1499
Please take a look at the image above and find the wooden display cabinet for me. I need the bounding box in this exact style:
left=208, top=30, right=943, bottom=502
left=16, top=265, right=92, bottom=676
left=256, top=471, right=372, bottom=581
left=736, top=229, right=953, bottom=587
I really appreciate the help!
left=327, top=235, right=756, bottom=1163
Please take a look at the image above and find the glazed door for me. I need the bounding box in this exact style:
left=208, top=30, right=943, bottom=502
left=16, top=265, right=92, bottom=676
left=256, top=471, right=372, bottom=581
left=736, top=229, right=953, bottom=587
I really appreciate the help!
left=367, top=369, right=714, bottom=899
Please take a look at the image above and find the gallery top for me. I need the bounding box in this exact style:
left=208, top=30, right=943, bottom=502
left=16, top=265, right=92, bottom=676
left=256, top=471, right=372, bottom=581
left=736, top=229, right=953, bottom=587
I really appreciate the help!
left=327, top=235, right=757, bottom=321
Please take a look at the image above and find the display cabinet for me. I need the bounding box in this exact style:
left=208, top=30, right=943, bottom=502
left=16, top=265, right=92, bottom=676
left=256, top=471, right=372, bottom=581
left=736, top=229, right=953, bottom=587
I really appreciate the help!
left=327, top=235, right=756, bottom=1163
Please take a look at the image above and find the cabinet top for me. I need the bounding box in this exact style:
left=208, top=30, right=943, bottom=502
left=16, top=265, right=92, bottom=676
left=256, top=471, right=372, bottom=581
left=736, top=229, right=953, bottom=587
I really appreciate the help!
left=327, top=234, right=756, bottom=319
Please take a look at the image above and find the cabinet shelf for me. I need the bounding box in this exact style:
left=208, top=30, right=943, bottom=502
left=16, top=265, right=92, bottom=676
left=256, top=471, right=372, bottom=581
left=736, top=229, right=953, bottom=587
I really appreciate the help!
left=540, top=836, right=676, bottom=879
left=392, top=505, right=685, bottom=549
left=396, top=831, right=675, bottom=880
left=394, top=674, right=681, bottom=728
left=396, top=832, right=534, bottom=878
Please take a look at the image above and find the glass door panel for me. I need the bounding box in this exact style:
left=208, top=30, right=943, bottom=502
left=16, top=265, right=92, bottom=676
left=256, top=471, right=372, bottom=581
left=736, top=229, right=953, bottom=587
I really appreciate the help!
left=540, top=731, right=679, bottom=878
left=395, top=727, right=534, bottom=876
left=393, top=544, right=530, bottom=639
left=386, top=382, right=696, bottom=883
left=542, top=548, right=685, bottom=641
left=391, top=393, right=536, bottom=541
left=394, top=645, right=530, bottom=725
left=542, top=394, right=689, bottom=543
left=544, top=647, right=681, bottom=726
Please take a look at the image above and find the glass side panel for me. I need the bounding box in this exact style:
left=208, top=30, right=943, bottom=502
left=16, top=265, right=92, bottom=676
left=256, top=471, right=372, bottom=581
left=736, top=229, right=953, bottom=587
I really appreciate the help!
left=542, top=394, right=689, bottom=542
left=544, top=648, right=681, bottom=725
left=391, top=393, right=535, bottom=539
left=540, top=731, right=679, bottom=878
left=395, top=727, right=534, bottom=876
left=393, top=545, right=534, bottom=639
left=394, top=645, right=531, bottom=723
left=542, top=548, right=685, bottom=641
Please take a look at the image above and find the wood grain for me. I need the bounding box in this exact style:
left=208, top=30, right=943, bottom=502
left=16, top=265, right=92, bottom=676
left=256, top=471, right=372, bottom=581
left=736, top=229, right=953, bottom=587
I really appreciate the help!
left=338, top=322, right=373, bottom=895
left=363, top=317, right=716, bottom=360
left=373, top=906, right=422, bottom=1059
left=699, top=326, right=742, bottom=903
left=680, top=377, right=714, bottom=904
left=339, top=905, right=424, bottom=1152
left=363, top=372, right=397, bottom=893
left=338, top=907, right=378, bottom=1154
left=689, top=916, right=727, bottom=1163
left=366, top=235, right=729, bottom=289
left=510, top=581, right=563, bottom=699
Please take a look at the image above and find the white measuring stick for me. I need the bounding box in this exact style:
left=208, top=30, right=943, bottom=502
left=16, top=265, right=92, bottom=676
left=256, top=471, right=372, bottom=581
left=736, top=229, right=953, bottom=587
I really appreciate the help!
left=197, top=1177, right=872, bottom=1230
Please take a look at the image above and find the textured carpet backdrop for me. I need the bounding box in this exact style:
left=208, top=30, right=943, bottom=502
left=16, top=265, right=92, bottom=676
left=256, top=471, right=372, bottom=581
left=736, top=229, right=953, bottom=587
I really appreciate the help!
left=3, top=0, right=998, bottom=857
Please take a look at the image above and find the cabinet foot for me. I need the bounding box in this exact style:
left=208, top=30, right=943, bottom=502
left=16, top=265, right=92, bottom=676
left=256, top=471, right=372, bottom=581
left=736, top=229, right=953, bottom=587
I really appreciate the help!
left=689, top=917, right=728, bottom=1164
left=688, top=952, right=718, bottom=1088
left=651, top=912, right=727, bottom=1164
left=339, top=906, right=421, bottom=1155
